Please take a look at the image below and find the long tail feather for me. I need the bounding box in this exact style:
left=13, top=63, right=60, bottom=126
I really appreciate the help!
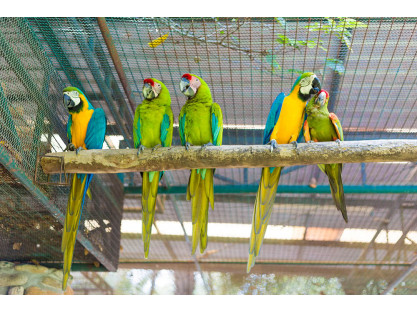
left=247, top=167, right=282, bottom=273
left=325, top=164, right=348, bottom=223
left=142, top=171, right=160, bottom=258
left=62, top=173, right=92, bottom=290
left=188, top=169, right=214, bottom=254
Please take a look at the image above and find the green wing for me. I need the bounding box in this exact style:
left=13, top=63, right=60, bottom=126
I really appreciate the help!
left=211, top=102, right=223, bottom=146
left=179, top=106, right=186, bottom=146
left=133, top=107, right=141, bottom=148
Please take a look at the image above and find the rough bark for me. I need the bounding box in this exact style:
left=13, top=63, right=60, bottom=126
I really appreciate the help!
left=41, top=140, right=417, bottom=174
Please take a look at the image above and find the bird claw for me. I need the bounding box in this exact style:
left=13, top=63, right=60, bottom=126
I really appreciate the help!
left=307, top=140, right=315, bottom=144
left=152, top=144, right=162, bottom=152
left=267, top=139, right=278, bottom=152
left=66, top=143, right=76, bottom=152
left=201, top=142, right=214, bottom=150
left=137, top=145, right=145, bottom=156
left=335, top=139, right=341, bottom=145
left=290, top=141, right=298, bottom=149
left=185, top=142, right=191, bottom=151
left=75, top=147, right=84, bottom=155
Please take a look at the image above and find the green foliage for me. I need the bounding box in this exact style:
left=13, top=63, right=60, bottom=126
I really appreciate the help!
left=306, top=17, right=367, bottom=50
left=287, top=68, right=305, bottom=75
left=274, top=17, right=286, bottom=28
left=276, top=34, right=327, bottom=52
left=325, top=58, right=346, bottom=74
left=264, top=51, right=281, bottom=72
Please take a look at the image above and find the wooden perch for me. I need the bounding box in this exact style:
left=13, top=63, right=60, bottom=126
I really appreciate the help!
left=41, top=139, right=417, bottom=174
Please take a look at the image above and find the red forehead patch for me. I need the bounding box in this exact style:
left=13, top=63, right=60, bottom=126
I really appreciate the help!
left=320, top=90, right=329, bottom=98
left=143, top=78, right=154, bottom=86
left=182, top=73, right=192, bottom=81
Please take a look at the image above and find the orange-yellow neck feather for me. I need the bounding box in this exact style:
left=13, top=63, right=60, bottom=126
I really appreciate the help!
left=69, top=95, right=94, bottom=149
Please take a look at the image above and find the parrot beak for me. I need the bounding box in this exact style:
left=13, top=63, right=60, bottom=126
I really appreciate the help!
left=63, top=93, right=79, bottom=109
left=180, top=77, right=195, bottom=98
left=310, top=77, right=321, bottom=95
left=315, top=91, right=327, bottom=106
left=143, top=83, right=157, bottom=100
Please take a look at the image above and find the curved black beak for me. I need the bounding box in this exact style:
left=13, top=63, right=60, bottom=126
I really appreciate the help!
left=63, top=94, right=75, bottom=108
left=143, top=83, right=155, bottom=100
left=180, top=77, right=190, bottom=93
left=311, top=77, right=321, bottom=94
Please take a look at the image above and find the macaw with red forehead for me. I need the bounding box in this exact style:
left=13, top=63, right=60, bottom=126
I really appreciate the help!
left=178, top=73, right=223, bottom=254
left=247, top=72, right=321, bottom=272
left=134, top=78, right=173, bottom=258
left=304, top=89, right=347, bottom=222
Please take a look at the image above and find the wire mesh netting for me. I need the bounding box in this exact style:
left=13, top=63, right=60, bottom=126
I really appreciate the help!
left=0, top=17, right=416, bottom=294
left=0, top=17, right=123, bottom=270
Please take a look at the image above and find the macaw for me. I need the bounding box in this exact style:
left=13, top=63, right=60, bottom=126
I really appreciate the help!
left=247, top=72, right=321, bottom=272
left=133, top=78, right=173, bottom=258
left=62, top=87, right=106, bottom=290
left=178, top=73, right=223, bottom=254
left=304, top=90, right=347, bottom=222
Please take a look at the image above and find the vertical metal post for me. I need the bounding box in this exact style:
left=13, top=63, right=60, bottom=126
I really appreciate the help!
left=97, top=17, right=137, bottom=114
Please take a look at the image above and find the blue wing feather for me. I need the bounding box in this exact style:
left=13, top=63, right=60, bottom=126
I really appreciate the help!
left=160, top=114, right=170, bottom=147
left=85, top=108, right=107, bottom=150
left=211, top=113, right=220, bottom=146
left=263, top=93, right=285, bottom=144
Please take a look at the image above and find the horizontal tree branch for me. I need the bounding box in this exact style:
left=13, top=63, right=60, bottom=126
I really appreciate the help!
left=41, top=140, right=417, bottom=174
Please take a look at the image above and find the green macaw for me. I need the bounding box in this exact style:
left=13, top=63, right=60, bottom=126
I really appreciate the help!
left=178, top=73, right=223, bottom=254
left=304, top=89, right=347, bottom=222
left=62, top=87, right=107, bottom=290
left=247, top=72, right=321, bottom=272
left=134, top=78, right=173, bottom=258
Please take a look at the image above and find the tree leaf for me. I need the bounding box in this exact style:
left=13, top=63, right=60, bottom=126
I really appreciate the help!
left=274, top=17, right=286, bottom=28
left=325, top=58, right=345, bottom=74
left=287, top=68, right=304, bottom=74
left=264, top=54, right=281, bottom=72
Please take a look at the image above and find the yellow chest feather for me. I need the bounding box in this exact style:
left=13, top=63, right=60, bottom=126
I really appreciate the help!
left=270, top=93, right=306, bottom=144
left=70, top=108, right=94, bottom=149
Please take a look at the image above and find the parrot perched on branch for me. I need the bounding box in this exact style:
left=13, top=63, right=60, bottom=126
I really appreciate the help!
left=304, top=89, right=347, bottom=222
left=247, top=72, right=321, bottom=272
left=134, top=78, right=173, bottom=258
left=178, top=73, right=223, bottom=254
left=62, top=87, right=106, bottom=290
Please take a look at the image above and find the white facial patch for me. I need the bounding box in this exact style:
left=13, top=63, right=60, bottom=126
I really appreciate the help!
left=153, top=83, right=162, bottom=97
left=63, top=91, right=81, bottom=106
left=299, top=75, right=316, bottom=95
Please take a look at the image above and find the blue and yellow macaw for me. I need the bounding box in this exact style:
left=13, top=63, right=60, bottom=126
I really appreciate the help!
left=62, top=87, right=106, bottom=290
left=133, top=78, right=173, bottom=258
left=247, top=73, right=321, bottom=272
left=179, top=73, right=223, bottom=254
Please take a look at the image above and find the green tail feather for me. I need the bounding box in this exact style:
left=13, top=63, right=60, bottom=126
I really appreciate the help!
left=188, top=169, right=214, bottom=254
left=247, top=167, right=282, bottom=273
left=62, top=174, right=87, bottom=290
left=142, top=171, right=159, bottom=258
left=325, top=164, right=348, bottom=223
